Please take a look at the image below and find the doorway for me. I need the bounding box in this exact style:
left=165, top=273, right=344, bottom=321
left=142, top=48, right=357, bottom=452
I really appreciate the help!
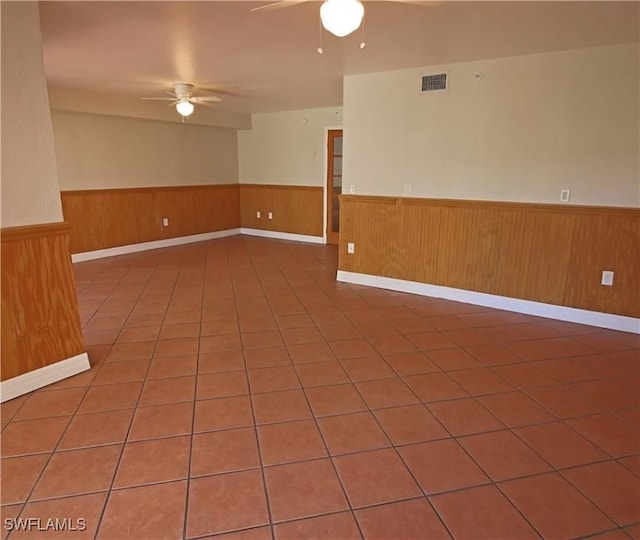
left=326, top=129, right=343, bottom=245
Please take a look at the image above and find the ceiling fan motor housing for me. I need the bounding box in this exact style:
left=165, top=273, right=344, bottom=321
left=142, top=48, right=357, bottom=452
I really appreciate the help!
left=174, top=83, right=194, bottom=99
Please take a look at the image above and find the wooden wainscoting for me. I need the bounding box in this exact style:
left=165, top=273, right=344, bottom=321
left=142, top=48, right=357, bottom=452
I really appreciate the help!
left=61, top=184, right=240, bottom=254
left=339, top=196, right=640, bottom=318
left=1, top=222, right=85, bottom=380
left=239, top=184, right=323, bottom=237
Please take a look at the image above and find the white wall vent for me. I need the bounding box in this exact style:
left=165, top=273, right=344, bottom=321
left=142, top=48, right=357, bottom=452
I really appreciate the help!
left=421, top=73, right=447, bottom=92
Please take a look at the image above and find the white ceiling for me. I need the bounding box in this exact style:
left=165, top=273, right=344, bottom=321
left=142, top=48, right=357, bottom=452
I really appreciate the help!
left=40, top=1, right=639, bottom=117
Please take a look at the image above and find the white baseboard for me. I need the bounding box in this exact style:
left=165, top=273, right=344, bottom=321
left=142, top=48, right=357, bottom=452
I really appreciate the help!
left=240, top=228, right=325, bottom=244
left=0, top=352, right=91, bottom=403
left=336, top=270, right=640, bottom=335
left=71, top=229, right=241, bottom=262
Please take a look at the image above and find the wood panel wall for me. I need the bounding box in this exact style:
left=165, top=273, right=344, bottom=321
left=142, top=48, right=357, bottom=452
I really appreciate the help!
left=61, top=184, right=240, bottom=253
left=239, top=184, right=324, bottom=237
left=339, top=196, right=640, bottom=318
left=1, top=222, right=85, bottom=381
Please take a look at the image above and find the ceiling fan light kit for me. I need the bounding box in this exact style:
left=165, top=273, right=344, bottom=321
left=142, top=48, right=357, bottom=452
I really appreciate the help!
left=320, top=0, right=365, bottom=37
left=175, top=99, right=194, bottom=117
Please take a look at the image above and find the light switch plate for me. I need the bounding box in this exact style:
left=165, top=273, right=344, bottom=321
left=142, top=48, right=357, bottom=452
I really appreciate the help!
left=347, top=242, right=355, bottom=254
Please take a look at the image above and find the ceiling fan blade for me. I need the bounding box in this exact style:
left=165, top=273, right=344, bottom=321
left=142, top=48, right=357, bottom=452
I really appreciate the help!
left=251, top=0, right=311, bottom=13
left=382, top=0, right=444, bottom=5
left=140, top=97, right=177, bottom=101
left=191, top=96, right=222, bottom=103
left=167, top=100, right=180, bottom=106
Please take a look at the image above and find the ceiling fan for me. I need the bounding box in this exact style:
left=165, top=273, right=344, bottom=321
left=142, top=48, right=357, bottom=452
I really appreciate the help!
left=252, top=0, right=439, bottom=45
left=140, top=83, right=221, bottom=118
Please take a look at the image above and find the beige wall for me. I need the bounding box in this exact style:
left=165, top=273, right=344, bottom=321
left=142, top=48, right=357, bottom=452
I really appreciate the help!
left=343, top=43, right=640, bottom=207
left=1, top=2, right=63, bottom=227
left=238, top=107, right=342, bottom=186
left=51, top=111, right=239, bottom=190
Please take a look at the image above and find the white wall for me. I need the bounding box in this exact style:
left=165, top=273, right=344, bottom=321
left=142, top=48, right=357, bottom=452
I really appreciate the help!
left=51, top=111, right=239, bottom=190
left=1, top=2, right=63, bottom=227
left=238, top=107, right=343, bottom=186
left=343, top=43, right=640, bottom=207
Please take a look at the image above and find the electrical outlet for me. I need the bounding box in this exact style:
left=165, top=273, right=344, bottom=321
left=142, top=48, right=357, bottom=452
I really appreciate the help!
left=256, top=211, right=261, bottom=219
left=560, top=189, right=571, bottom=203
left=347, top=242, right=355, bottom=254
left=403, top=184, right=412, bottom=196
left=162, top=217, right=169, bottom=227
left=601, top=270, right=614, bottom=286
left=349, top=184, right=356, bottom=194
left=268, top=212, right=273, bottom=220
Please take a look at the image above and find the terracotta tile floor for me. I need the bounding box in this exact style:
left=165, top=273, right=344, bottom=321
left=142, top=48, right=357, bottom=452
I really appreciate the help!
left=2, top=236, right=639, bottom=539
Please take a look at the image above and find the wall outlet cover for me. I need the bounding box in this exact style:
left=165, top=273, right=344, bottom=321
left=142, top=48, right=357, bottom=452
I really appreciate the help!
left=162, top=218, right=169, bottom=227
left=268, top=212, right=273, bottom=220
left=347, top=242, right=355, bottom=254
left=256, top=211, right=261, bottom=218
left=349, top=185, right=356, bottom=194
left=560, top=189, right=571, bottom=203
left=601, top=270, right=614, bottom=286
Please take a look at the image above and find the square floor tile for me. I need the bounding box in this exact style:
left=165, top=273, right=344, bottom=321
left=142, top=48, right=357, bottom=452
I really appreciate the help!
left=98, top=481, right=186, bottom=539
left=59, top=409, right=134, bottom=450
left=295, top=361, right=349, bottom=387
left=492, top=364, right=557, bottom=388
left=147, top=355, right=197, bottom=379
left=430, top=485, right=539, bottom=540
left=264, top=459, right=348, bottom=522
left=139, top=376, right=195, bottom=406
left=404, top=372, right=468, bottom=402
left=464, top=344, right=523, bottom=366
left=114, top=435, right=190, bottom=488
left=448, top=368, right=514, bottom=396
left=407, top=332, right=457, bottom=352
left=13, top=492, right=106, bottom=540
left=258, top=419, right=327, bottom=465
left=567, top=414, right=640, bottom=458
left=251, top=389, right=311, bottom=424
left=533, top=358, right=598, bottom=383
left=500, top=472, right=615, bottom=538
left=525, top=385, right=601, bottom=418
left=478, top=391, right=556, bottom=428
left=318, top=412, right=390, bottom=455
left=458, top=430, right=551, bottom=481
left=355, top=378, right=419, bottom=409
left=105, top=341, right=155, bottom=362
left=399, top=439, right=489, bottom=494
left=287, top=342, right=336, bottom=364
left=383, top=351, right=440, bottom=376
left=128, top=402, right=193, bottom=441
left=244, top=346, right=291, bottom=369
left=368, top=335, right=417, bottom=355
left=340, top=356, right=396, bottom=382
left=514, top=421, right=607, bottom=469
left=427, top=348, right=482, bottom=371
left=281, top=327, right=324, bottom=345
left=330, top=339, right=377, bottom=360
left=355, top=499, right=451, bottom=540
left=1, top=454, right=49, bottom=504
left=196, top=371, right=249, bottom=400
left=1, top=416, right=70, bottom=457
left=429, top=398, right=504, bottom=436
left=334, top=448, right=421, bottom=508
left=14, top=388, right=86, bottom=420
left=562, top=462, right=640, bottom=526
left=248, top=366, right=301, bottom=393
left=78, top=382, right=142, bottom=414
left=275, top=512, right=361, bottom=540
left=194, top=395, right=254, bottom=432
left=304, top=384, right=367, bottom=417
left=374, top=405, right=449, bottom=446
left=93, top=359, right=150, bottom=386
left=191, top=427, right=260, bottom=476
left=198, top=351, right=245, bottom=373
left=200, top=333, right=242, bottom=354
left=32, top=445, right=121, bottom=500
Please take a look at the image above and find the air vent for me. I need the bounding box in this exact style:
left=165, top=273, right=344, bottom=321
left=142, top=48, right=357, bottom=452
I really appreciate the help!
left=421, top=73, right=447, bottom=92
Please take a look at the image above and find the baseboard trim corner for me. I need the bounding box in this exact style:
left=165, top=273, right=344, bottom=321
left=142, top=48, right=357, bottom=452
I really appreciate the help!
left=0, top=352, right=91, bottom=403
left=336, top=270, right=640, bottom=334
left=240, top=228, right=325, bottom=244
left=71, top=229, right=241, bottom=262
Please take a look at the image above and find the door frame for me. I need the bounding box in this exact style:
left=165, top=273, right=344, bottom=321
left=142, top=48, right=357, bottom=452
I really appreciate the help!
left=323, top=126, right=343, bottom=245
